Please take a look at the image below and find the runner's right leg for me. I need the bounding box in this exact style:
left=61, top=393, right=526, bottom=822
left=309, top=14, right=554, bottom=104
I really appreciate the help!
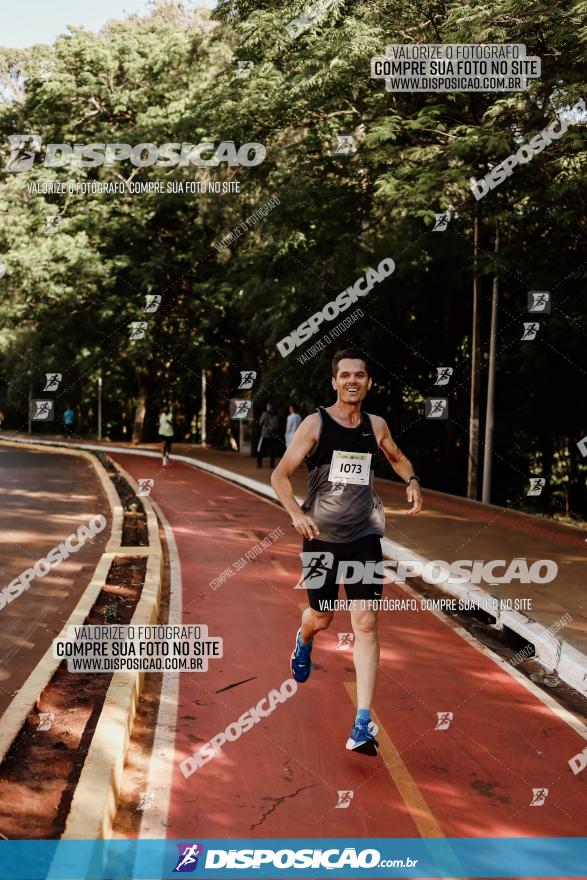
left=291, top=609, right=333, bottom=683
left=290, top=538, right=337, bottom=682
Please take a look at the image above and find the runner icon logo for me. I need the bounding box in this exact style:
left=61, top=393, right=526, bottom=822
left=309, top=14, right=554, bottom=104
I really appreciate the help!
left=31, top=400, right=54, bottom=421
left=45, top=215, right=61, bottom=234
left=434, top=367, right=453, bottom=385
left=144, top=295, right=161, bottom=313
left=37, top=712, right=55, bottom=731
left=530, top=788, right=548, bottom=806
left=432, top=211, right=451, bottom=231
left=129, top=321, right=148, bottom=340
left=43, top=373, right=62, bottom=391
left=298, top=551, right=335, bottom=589
left=137, top=479, right=155, bottom=497
left=6, top=134, right=41, bottom=171
left=336, top=632, right=354, bottom=650
left=435, top=711, right=453, bottom=730
left=528, top=291, right=551, bottom=313
left=173, top=843, right=204, bottom=873
left=335, top=790, right=354, bottom=809
left=238, top=370, right=257, bottom=389
left=521, top=322, right=540, bottom=341
left=236, top=61, right=254, bottom=79
left=334, top=134, right=355, bottom=156
left=425, top=398, right=448, bottom=419
left=527, top=477, right=546, bottom=496
left=230, top=398, right=253, bottom=420
left=136, top=791, right=155, bottom=811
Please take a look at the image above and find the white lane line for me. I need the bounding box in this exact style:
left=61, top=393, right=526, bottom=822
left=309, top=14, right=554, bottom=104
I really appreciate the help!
left=137, top=502, right=182, bottom=838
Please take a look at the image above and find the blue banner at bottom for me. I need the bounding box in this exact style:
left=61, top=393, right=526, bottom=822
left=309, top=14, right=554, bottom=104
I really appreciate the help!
left=0, top=837, right=586, bottom=879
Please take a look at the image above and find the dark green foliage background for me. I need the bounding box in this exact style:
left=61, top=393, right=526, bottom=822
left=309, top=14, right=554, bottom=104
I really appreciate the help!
left=0, top=0, right=585, bottom=520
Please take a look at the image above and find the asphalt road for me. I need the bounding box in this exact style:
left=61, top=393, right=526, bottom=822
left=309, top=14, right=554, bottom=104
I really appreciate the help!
left=0, top=443, right=110, bottom=718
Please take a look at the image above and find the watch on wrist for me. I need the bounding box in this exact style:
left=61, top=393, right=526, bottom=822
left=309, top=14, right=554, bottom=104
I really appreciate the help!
left=407, top=474, right=421, bottom=485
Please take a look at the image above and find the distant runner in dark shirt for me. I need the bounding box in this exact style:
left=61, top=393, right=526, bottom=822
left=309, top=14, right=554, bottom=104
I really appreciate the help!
left=257, top=403, right=280, bottom=468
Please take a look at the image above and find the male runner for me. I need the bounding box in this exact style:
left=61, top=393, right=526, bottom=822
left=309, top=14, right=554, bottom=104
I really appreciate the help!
left=271, top=348, right=422, bottom=756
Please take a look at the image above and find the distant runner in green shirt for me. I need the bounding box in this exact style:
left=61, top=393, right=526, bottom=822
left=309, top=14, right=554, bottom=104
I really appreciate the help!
left=158, top=406, right=174, bottom=467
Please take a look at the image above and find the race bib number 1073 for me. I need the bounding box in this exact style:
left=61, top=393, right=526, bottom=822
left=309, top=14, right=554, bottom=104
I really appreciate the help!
left=328, top=450, right=372, bottom=486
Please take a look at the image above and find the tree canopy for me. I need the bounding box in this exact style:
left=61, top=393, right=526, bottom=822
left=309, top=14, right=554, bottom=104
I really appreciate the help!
left=0, top=0, right=585, bottom=521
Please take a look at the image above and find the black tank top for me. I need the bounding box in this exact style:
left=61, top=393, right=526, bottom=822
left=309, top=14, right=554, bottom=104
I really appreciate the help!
left=301, top=407, right=385, bottom=543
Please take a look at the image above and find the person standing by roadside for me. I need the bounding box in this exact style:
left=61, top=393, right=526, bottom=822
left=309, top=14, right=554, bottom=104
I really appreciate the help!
left=63, top=404, right=75, bottom=439
left=257, top=403, right=280, bottom=468
left=285, top=404, right=302, bottom=448
left=158, top=405, right=174, bottom=467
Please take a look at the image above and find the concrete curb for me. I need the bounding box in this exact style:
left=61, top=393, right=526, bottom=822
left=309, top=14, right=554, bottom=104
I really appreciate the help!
left=61, top=462, right=163, bottom=840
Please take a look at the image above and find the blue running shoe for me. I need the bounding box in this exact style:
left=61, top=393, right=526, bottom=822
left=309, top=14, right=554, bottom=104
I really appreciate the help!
left=290, top=628, right=312, bottom=683
left=346, top=719, right=379, bottom=756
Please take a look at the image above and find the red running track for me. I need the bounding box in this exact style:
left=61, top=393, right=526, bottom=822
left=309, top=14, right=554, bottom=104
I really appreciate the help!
left=112, top=454, right=587, bottom=847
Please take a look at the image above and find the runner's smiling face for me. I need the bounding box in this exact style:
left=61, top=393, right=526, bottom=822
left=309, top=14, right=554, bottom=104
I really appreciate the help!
left=332, top=358, right=372, bottom=404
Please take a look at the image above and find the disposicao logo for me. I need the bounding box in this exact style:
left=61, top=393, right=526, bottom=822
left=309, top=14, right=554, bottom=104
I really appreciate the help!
left=276, top=258, right=395, bottom=357
left=5, top=135, right=266, bottom=171
left=173, top=843, right=204, bottom=873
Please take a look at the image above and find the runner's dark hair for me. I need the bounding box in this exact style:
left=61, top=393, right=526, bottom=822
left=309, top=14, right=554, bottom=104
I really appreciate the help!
left=332, top=348, right=370, bottom=378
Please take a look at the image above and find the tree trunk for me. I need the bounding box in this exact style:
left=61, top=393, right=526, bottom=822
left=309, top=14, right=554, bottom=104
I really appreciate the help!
left=482, top=220, right=499, bottom=503
left=467, top=207, right=481, bottom=499
left=567, top=437, right=580, bottom=518
left=540, top=433, right=554, bottom=512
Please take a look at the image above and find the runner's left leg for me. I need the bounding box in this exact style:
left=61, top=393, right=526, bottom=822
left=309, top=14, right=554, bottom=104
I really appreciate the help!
left=344, top=534, right=383, bottom=755
left=349, top=607, right=379, bottom=712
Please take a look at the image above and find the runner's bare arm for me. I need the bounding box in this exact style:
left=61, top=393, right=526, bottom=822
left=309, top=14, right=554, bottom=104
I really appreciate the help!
left=370, top=414, right=423, bottom=515
left=270, top=414, right=321, bottom=539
